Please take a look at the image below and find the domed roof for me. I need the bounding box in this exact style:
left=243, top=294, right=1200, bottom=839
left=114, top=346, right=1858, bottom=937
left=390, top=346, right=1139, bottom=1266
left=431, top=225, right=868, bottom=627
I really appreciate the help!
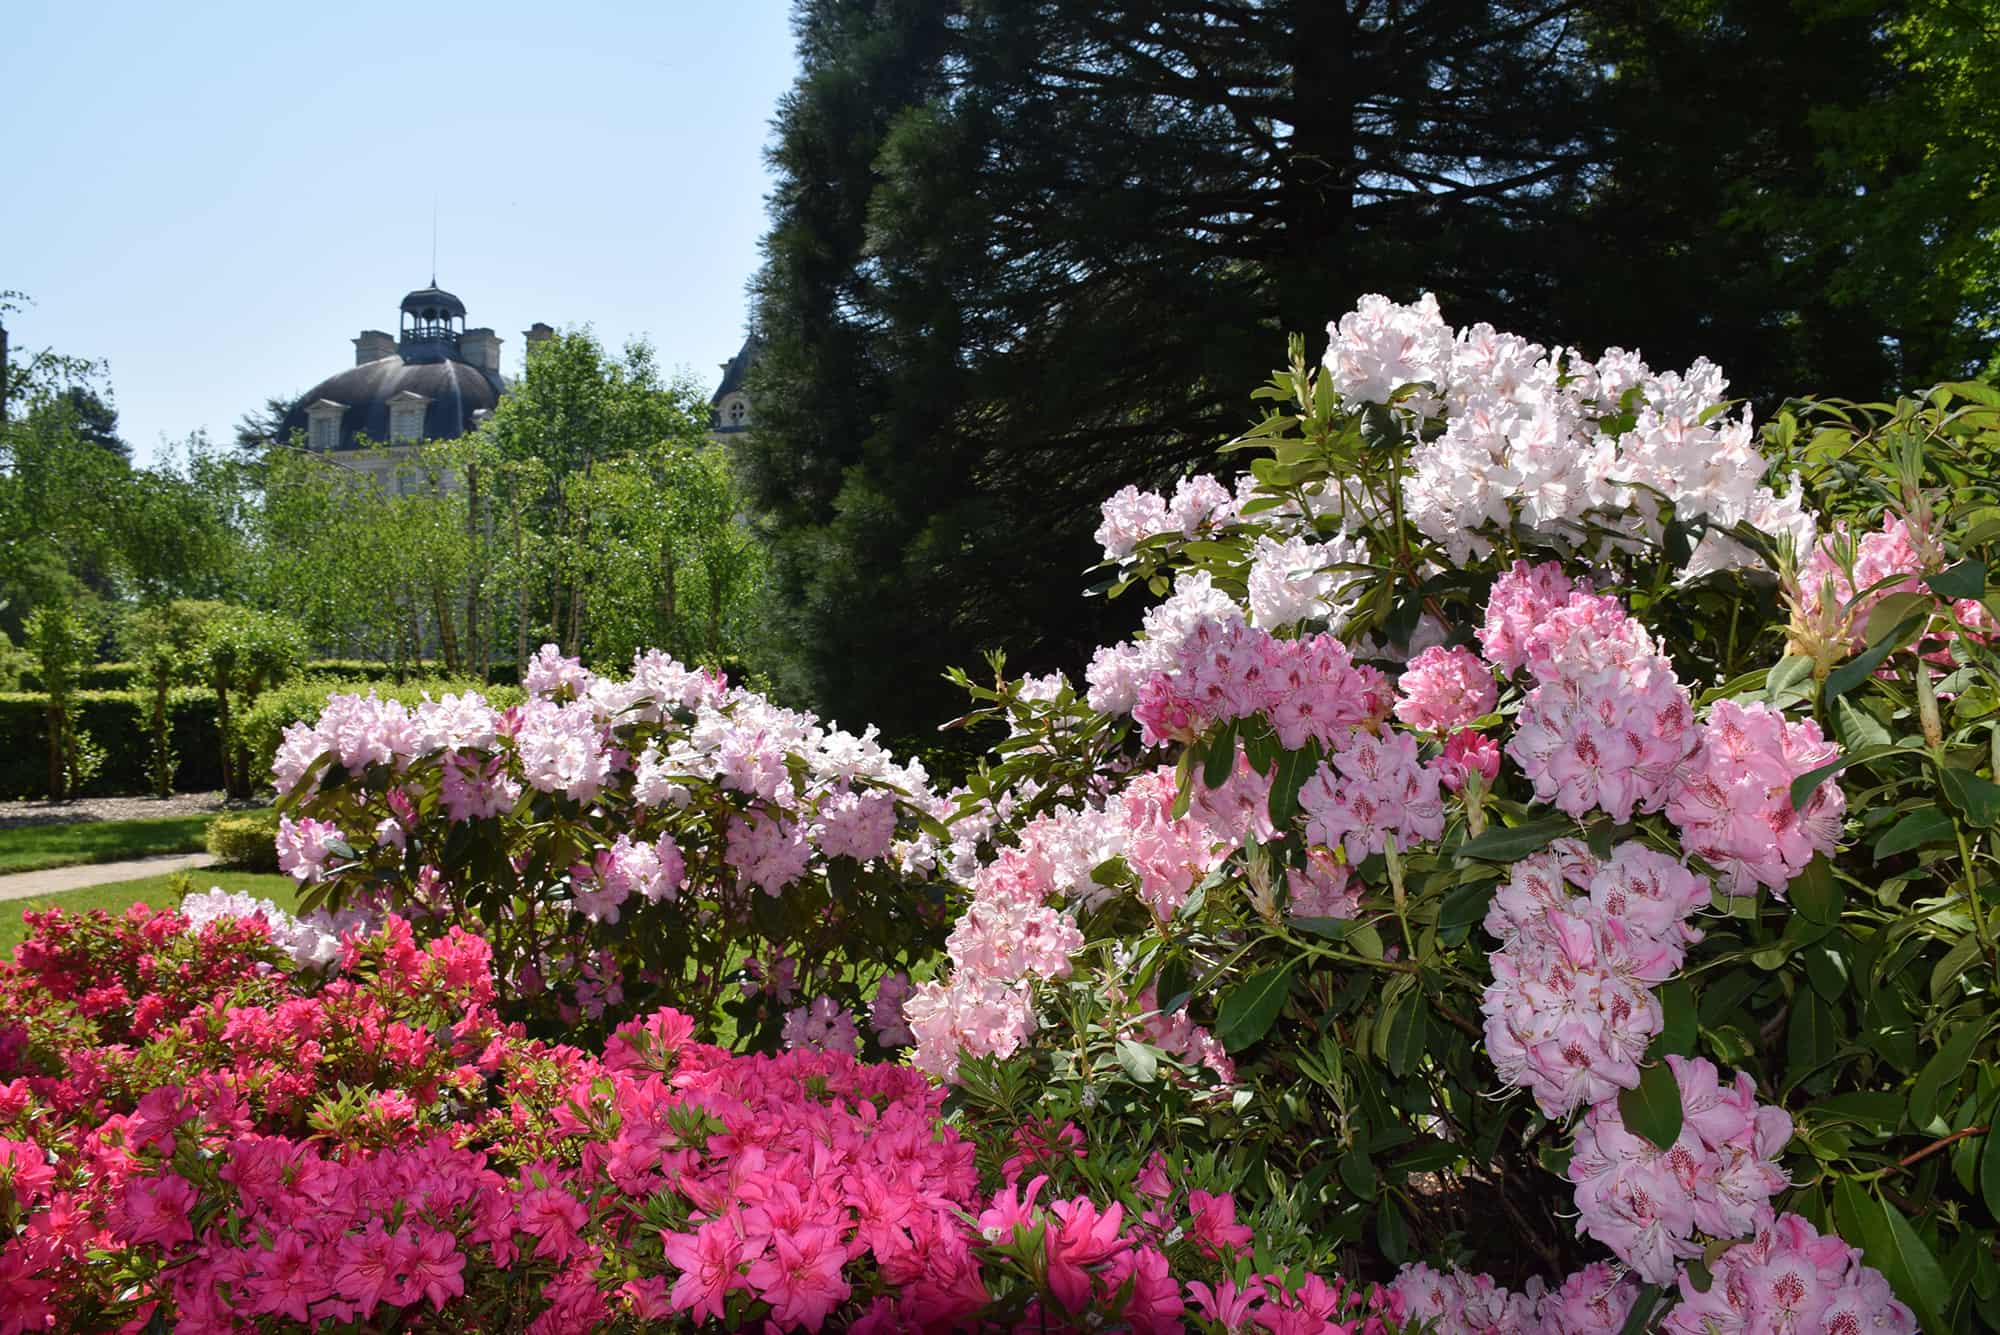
left=400, top=286, right=466, bottom=321
left=280, top=356, right=502, bottom=452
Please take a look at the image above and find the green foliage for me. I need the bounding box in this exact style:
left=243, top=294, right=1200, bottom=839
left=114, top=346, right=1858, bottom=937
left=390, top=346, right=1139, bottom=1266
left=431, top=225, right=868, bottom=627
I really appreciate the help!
left=122, top=600, right=229, bottom=797
left=198, top=607, right=306, bottom=799
left=0, top=690, right=222, bottom=799
left=204, top=809, right=281, bottom=872
left=941, top=368, right=2000, bottom=1319
left=22, top=600, right=93, bottom=800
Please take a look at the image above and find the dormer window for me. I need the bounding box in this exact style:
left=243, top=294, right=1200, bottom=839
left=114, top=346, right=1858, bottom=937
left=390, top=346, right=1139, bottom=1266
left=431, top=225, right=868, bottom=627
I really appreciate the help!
left=728, top=398, right=748, bottom=427
left=388, top=390, right=430, bottom=443
left=306, top=398, right=346, bottom=451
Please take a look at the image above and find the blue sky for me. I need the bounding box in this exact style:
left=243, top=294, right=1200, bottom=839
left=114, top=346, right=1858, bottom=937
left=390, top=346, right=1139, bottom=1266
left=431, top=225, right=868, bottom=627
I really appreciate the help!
left=2, top=2, right=800, bottom=465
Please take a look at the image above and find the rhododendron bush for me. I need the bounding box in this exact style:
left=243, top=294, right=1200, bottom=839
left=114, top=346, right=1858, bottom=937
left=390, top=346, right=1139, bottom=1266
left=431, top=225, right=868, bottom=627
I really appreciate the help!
left=0, top=903, right=1420, bottom=1332
left=269, top=648, right=955, bottom=1047
left=914, top=299, right=2000, bottom=1333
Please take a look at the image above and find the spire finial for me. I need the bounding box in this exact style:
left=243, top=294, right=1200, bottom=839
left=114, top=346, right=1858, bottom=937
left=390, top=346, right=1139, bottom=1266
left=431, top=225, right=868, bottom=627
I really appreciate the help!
left=430, top=198, right=438, bottom=286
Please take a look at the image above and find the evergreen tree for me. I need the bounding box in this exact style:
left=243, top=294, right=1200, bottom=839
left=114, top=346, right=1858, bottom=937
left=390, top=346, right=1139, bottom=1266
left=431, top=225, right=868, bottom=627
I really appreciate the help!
left=747, top=0, right=1605, bottom=737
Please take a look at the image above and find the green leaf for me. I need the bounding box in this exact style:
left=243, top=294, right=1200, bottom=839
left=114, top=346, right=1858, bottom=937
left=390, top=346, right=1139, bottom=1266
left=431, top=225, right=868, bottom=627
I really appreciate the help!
left=1652, top=979, right=1697, bottom=1058
left=1386, top=993, right=1428, bottom=1078
left=1615, top=1285, right=1661, bottom=1335
left=1268, top=742, right=1321, bottom=830
left=1867, top=1188, right=1952, bottom=1334
left=1790, top=856, right=1845, bottom=924
left=1618, top=1062, right=1684, bottom=1151
left=1156, top=956, right=1192, bottom=1014
left=1453, top=814, right=1576, bottom=864
left=1788, top=990, right=1840, bottom=1073
left=1835, top=695, right=1891, bottom=751
left=1338, top=1149, right=1378, bottom=1199
left=1981, top=1124, right=2000, bottom=1224
left=1790, top=756, right=1850, bottom=811
left=1910, top=1023, right=1988, bottom=1129
left=1926, top=559, right=1987, bottom=601
left=1876, top=808, right=1958, bottom=860
left=1940, top=767, right=2000, bottom=828
left=1216, top=962, right=1296, bottom=1052
left=1931, top=936, right=1984, bottom=1000
left=1375, top=1200, right=1410, bottom=1263
left=1202, top=721, right=1239, bottom=790
left=1766, top=653, right=1815, bottom=705
left=1825, top=609, right=1931, bottom=699
left=1115, top=1038, right=1159, bottom=1084
left=1437, top=877, right=1498, bottom=944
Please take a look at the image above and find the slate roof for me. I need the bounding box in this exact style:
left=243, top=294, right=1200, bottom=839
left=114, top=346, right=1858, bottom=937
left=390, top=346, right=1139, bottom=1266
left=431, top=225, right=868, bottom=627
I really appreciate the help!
left=280, top=355, right=503, bottom=451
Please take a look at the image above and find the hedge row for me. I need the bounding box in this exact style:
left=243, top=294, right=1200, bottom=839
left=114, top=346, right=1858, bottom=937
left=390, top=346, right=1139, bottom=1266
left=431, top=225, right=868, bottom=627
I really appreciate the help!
left=15, top=659, right=523, bottom=693
left=0, top=690, right=223, bottom=799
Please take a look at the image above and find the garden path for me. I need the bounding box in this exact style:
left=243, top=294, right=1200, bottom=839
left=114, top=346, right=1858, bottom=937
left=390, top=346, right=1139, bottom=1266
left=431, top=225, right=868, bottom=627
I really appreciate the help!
left=0, top=853, right=216, bottom=902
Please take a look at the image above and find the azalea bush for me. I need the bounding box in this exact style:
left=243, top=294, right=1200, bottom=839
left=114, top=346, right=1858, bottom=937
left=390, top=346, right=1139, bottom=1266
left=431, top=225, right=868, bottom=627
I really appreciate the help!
left=0, top=898, right=1417, bottom=1333
left=907, top=296, right=2000, bottom=1332
left=269, top=648, right=957, bottom=1047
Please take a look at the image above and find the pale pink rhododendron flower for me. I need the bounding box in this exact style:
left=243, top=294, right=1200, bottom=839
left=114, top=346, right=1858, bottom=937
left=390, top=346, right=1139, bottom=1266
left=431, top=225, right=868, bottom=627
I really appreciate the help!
left=1393, top=644, right=1498, bottom=733
left=1667, top=698, right=1843, bottom=896
left=782, top=996, right=861, bottom=1054
left=275, top=815, right=344, bottom=884
left=1567, top=1055, right=1791, bottom=1283
left=1481, top=841, right=1708, bottom=1119
left=1663, top=1211, right=1916, bottom=1334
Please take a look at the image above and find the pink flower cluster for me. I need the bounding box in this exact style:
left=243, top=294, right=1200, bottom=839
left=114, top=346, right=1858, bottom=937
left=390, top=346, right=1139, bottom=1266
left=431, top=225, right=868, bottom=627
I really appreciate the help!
left=1795, top=515, right=1929, bottom=649
left=568, top=831, right=685, bottom=922
left=906, top=847, right=1083, bottom=1081
left=1093, top=473, right=1241, bottom=561
left=1666, top=699, right=1844, bottom=896
left=1481, top=841, right=1709, bottom=1118
left=1569, top=1055, right=1793, bottom=1284
left=0, top=904, right=1410, bottom=1334
left=1491, top=563, right=1699, bottom=822
left=1389, top=1259, right=1640, bottom=1334
left=781, top=996, right=860, bottom=1053
left=1394, top=644, right=1498, bottom=733
left=1662, top=1211, right=1916, bottom=1334
left=973, top=1165, right=1398, bottom=1335
left=1298, top=728, right=1445, bottom=863
left=274, top=816, right=343, bottom=885
left=1132, top=619, right=1390, bottom=752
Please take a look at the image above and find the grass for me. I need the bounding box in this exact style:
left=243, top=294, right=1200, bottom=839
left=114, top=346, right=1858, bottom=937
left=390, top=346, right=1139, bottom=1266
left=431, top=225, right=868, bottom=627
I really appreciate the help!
left=0, top=870, right=300, bottom=958
left=0, top=811, right=269, bottom=874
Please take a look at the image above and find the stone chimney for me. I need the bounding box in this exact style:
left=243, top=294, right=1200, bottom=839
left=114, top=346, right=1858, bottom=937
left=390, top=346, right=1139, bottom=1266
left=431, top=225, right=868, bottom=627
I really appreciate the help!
left=461, top=328, right=503, bottom=375
left=523, top=322, right=556, bottom=358
left=353, top=330, right=396, bottom=365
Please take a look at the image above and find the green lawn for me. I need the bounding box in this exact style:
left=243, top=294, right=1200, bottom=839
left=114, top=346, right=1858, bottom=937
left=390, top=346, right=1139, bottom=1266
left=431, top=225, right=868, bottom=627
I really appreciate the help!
left=1, top=870, right=300, bottom=958
left=0, top=811, right=267, bottom=874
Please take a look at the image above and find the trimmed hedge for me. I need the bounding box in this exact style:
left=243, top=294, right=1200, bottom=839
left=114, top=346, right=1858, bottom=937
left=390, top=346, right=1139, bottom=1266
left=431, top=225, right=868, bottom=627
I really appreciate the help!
left=0, top=690, right=222, bottom=799
left=18, top=659, right=523, bottom=693
left=204, top=809, right=280, bottom=871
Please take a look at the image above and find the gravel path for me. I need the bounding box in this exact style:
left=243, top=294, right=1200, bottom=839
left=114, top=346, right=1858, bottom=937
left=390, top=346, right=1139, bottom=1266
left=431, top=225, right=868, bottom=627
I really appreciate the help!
left=0, top=852, right=218, bottom=902
left=0, top=791, right=253, bottom=830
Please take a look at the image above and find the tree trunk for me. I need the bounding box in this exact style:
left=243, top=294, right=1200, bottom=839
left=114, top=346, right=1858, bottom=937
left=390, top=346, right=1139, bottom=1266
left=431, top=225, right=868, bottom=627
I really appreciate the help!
left=433, top=581, right=462, bottom=675
left=46, top=698, right=65, bottom=802
left=660, top=546, right=678, bottom=655
left=214, top=674, right=234, bottom=797
left=152, top=682, right=172, bottom=797
left=464, top=459, right=484, bottom=681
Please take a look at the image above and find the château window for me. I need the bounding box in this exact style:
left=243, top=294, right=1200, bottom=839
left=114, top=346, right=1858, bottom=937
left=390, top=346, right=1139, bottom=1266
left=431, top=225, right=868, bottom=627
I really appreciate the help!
left=306, top=399, right=344, bottom=451
left=388, top=391, right=429, bottom=443
left=727, top=397, right=748, bottom=427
